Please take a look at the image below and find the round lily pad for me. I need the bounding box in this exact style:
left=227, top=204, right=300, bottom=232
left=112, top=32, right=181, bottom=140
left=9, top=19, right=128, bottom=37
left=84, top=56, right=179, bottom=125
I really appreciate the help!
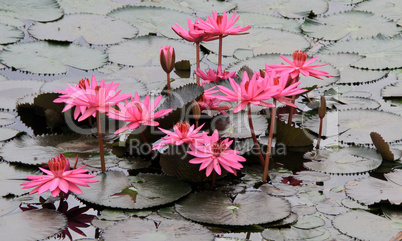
left=261, top=227, right=325, bottom=241
left=0, top=162, right=39, bottom=197
left=75, top=171, right=192, bottom=209
left=219, top=111, right=267, bottom=139
left=0, top=112, right=16, bottom=127
left=382, top=81, right=402, bottom=98
left=260, top=183, right=297, bottom=197
left=0, top=0, right=63, bottom=22
left=0, top=24, right=24, bottom=44
left=236, top=12, right=301, bottom=33
left=107, top=36, right=200, bottom=67
left=330, top=97, right=380, bottom=111
left=292, top=215, right=325, bottom=229
left=345, top=177, right=402, bottom=205
left=102, top=217, right=214, bottom=241
left=355, top=0, right=402, bottom=26
left=340, top=198, right=370, bottom=210
left=0, top=79, right=44, bottom=110
left=316, top=199, right=349, bottom=215
left=385, top=169, right=402, bottom=186
left=303, top=147, right=383, bottom=175
left=333, top=210, right=402, bottom=241
left=175, top=191, right=291, bottom=226
left=57, top=0, right=124, bottom=15
left=294, top=171, right=331, bottom=182
left=28, top=14, right=139, bottom=45
left=301, top=11, right=400, bottom=41
left=0, top=41, right=107, bottom=74
left=0, top=128, right=19, bottom=141
left=0, top=209, right=67, bottom=241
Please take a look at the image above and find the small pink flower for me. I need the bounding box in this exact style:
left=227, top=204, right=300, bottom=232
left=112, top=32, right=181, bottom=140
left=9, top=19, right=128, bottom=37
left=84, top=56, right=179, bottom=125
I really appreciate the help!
left=196, top=11, right=251, bottom=36
left=266, top=51, right=333, bottom=80
left=153, top=121, right=205, bottom=150
left=195, top=66, right=237, bottom=85
left=188, top=130, right=246, bottom=177
left=108, top=93, right=173, bottom=134
left=54, top=75, right=131, bottom=121
left=198, top=94, right=231, bottom=116
left=172, top=18, right=219, bottom=43
left=160, top=46, right=175, bottom=74
left=215, top=71, right=278, bottom=113
left=21, top=154, right=98, bottom=197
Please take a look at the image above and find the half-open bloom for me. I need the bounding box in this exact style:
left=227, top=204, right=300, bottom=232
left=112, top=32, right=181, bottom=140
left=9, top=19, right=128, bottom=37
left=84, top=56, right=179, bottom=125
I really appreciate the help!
left=196, top=11, right=251, bottom=36
left=187, top=130, right=245, bottom=177
left=21, top=154, right=98, bottom=197
left=195, top=66, right=237, bottom=85
left=172, top=18, right=219, bottom=43
left=153, top=121, right=205, bottom=150
left=108, top=93, right=173, bottom=134
left=266, top=51, right=333, bottom=80
left=54, top=75, right=131, bottom=122
left=160, top=46, right=175, bottom=74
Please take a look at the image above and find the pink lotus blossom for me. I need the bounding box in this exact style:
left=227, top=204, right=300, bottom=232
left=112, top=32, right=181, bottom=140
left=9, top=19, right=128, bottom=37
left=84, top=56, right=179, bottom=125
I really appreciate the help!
left=266, top=51, right=333, bottom=80
left=54, top=75, right=131, bottom=122
left=188, top=130, right=245, bottom=177
left=215, top=72, right=278, bottom=113
left=153, top=121, right=205, bottom=150
left=21, top=154, right=98, bottom=197
left=198, top=94, right=231, bottom=116
left=172, top=18, right=219, bottom=43
left=196, top=11, right=251, bottom=36
left=108, top=92, right=173, bottom=134
left=195, top=66, right=237, bottom=85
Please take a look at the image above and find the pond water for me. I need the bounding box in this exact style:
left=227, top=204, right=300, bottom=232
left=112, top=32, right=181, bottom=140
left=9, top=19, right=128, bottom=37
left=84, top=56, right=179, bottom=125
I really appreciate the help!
left=0, top=0, right=401, bottom=241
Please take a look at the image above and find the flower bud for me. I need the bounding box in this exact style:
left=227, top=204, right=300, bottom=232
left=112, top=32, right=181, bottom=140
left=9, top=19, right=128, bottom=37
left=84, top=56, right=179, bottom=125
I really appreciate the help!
left=318, top=95, right=326, bottom=119
left=160, top=46, right=175, bottom=74
left=192, top=99, right=201, bottom=122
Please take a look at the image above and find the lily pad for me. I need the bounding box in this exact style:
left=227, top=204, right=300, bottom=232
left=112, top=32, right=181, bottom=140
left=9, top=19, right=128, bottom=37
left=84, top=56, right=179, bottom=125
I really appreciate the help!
left=57, top=0, right=124, bottom=15
left=0, top=162, right=39, bottom=197
left=0, top=24, right=24, bottom=44
left=260, top=183, right=297, bottom=197
left=303, top=147, right=383, bottom=175
left=340, top=198, right=370, bottom=210
left=236, top=12, right=301, bottom=33
left=301, top=11, right=400, bottom=41
left=382, top=81, right=402, bottom=98
left=219, top=111, right=267, bottom=139
left=292, top=215, right=325, bottom=229
left=370, top=132, right=401, bottom=161
left=333, top=210, right=402, bottom=241
left=175, top=191, right=291, bottom=226
left=276, top=119, right=314, bottom=147
left=102, top=217, right=214, bottom=241
left=0, top=112, right=15, bottom=127
left=385, top=169, right=402, bottom=186
left=319, top=35, right=402, bottom=70
left=345, top=177, right=402, bottom=205
left=261, top=227, right=325, bottom=241
left=0, top=0, right=63, bottom=22
left=108, top=6, right=193, bottom=39
left=316, top=199, right=349, bottom=215
left=75, top=171, right=192, bottom=209
left=0, top=209, right=67, bottom=241
left=355, top=0, right=402, bottom=26
left=0, top=41, right=107, bottom=74
left=294, top=171, right=331, bottom=183
left=28, top=14, right=138, bottom=45
left=0, top=128, right=19, bottom=141
left=330, top=96, right=380, bottom=110
left=107, top=36, right=200, bottom=67
left=0, top=79, right=44, bottom=110
left=232, top=0, right=329, bottom=18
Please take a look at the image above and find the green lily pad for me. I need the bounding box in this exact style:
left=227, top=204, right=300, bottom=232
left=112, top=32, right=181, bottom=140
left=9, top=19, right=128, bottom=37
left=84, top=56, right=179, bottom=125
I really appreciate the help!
left=263, top=212, right=298, bottom=228
left=102, top=217, right=214, bottom=241
left=28, top=14, right=138, bottom=45
left=175, top=191, right=291, bottom=226
left=333, top=210, right=402, bottom=241
left=292, top=215, right=325, bottom=229
left=303, top=147, right=382, bottom=175
left=75, top=171, right=192, bottom=209
left=0, top=24, right=24, bottom=44
left=301, top=11, right=400, bottom=41
left=0, top=15, right=25, bottom=27
left=0, top=209, right=67, bottom=241
left=260, top=183, right=297, bottom=197
left=355, top=0, right=402, bottom=26
left=382, top=81, right=402, bottom=98
left=345, top=177, right=402, bottom=205
left=0, top=0, right=63, bottom=22
left=232, top=0, right=329, bottom=18
left=236, top=12, right=301, bottom=33
left=0, top=112, right=15, bottom=127
left=261, top=227, right=325, bottom=241
left=57, top=0, right=124, bottom=14
left=202, top=28, right=311, bottom=58
left=320, top=35, right=402, bottom=70
left=218, top=111, right=267, bottom=139
left=0, top=128, right=19, bottom=141
left=0, top=41, right=107, bottom=74
left=385, top=170, right=402, bottom=186
left=316, top=199, right=349, bottom=215
left=297, top=187, right=326, bottom=205
left=330, top=96, right=380, bottom=111
left=0, top=162, right=39, bottom=197
left=107, top=36, right=200, bottom=67
left=108, top=6, right=193, bottom=39
left=0, top=79, right=44, bottom=110
left=340, top=198, right=370, bottom=210
left=294, top=171, right=330, bottom=183
left=291, top=205, right=317, bottom=216
left=157, top=206, right=186, bottom=221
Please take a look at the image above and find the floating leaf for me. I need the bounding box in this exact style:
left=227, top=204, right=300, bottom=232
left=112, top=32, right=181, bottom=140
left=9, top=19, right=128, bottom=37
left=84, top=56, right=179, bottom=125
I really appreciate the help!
left=102, top=217, right=214, bottom=241
left=107, top=36, right=200, bottom=67
left=303, top=147, right=382, bottom=175
left=355, top=0, right=402, bottom=26
left=316, top=199, right=349, bottom=215
left=276, top=119, right=314, bottom=147
left=320, top=35, right=402, bottom=70
left=340, top=198, right=370, bottom=211
left=57, top=0, right=124, bottom=14
left=232, top=0, right=329, bottom=18
left=261, top=227, right=325, bottom=241
left=291, top=205, right=317, bottom=216
left=263, top=212, right=298, bottom=228
left=0, top=128, right=19, bottom=141
left=382, top=81, right=402, bottom=98
left=294, top=171, right=331, bottom=183
left=0, top=79, right=43, bottom=110
left=0, top=24, right=24, bottom=44
left=0, top=41, right=107, bottom=74
left=0, top=162, right=39, bottom=197
left=75, top=171, right=191, bottom=209
left=0, top=0, right=63, bottom=22
left=301, top=11, right=400, bottom=41
left=0, top=112, right=15, bottom=127
left=292, top=215, right=325, bottom=229
left=333, top=210, right=402, bottom=241
left=330, top=96, right=380, bottom=111
left=345, top=177, right=402, bottom=205
left=218, top=111, right=267, bottom=139
left=236, top=12, right=301, bottom=33
left=175, top=191, right=291, bottom=226
left=0, top=15, right=25, bottom=27
left=385, top=169, right=402, bottom=186
left=260, top=183, right=297, bottom=197
left=28, top=14, right=138, bottom=45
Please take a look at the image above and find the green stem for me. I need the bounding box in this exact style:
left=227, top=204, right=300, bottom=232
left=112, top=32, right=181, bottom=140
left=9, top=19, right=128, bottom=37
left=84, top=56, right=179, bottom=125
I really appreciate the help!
left=247, top=104, right=265, bottom=167
left=96, top=111, right=106, bottom=172
left=263, top=99, right=276, bottom=183
left=196, top=42, right=200, bottom=85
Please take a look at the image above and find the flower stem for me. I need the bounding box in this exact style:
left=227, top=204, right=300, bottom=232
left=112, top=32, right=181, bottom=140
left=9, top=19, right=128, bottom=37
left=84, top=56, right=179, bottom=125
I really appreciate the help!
left=212, top=171, right=216, bottom=188
left=167, top=72, right=171, bottom=96
left=316, top=117, right=323, bottom=149
left=196, top=42, right=200, bottom=85
left=218, top=35, right=223, bottom=67
left=96, top=111, right=106, bottom=172
left=141, top=132, right=155, bottom=157
left=287, top=96, right=296, bottom=126
left=263, top=99, right=276, bottom=183
left=247, top=104, right=265, bottom=167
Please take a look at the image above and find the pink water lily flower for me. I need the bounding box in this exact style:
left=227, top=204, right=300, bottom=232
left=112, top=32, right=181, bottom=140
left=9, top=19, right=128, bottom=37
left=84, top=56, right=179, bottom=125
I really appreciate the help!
left=153, top=121, right=205, bottom=150
left=195, top=66, right=237, bottom=85
left=215, top=72, right=278, bottom=113
left=108, top=93, right=173, bottom=134
left=266, top=51, right=333, bottom=80
left=21, top=154, right=98, bottom=197
left=172, top=18, right=219, bottom=43
left=196, top=11, right=251, bottom=36
left=54, top=75, right=131, bottom=122
left=198, top=94, right=231, bottom=116
left=188, top=130, right=246, bottom=177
